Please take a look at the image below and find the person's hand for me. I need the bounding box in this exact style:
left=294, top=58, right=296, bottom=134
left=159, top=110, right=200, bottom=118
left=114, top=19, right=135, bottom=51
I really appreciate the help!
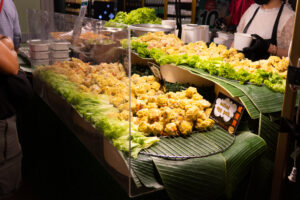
left=215, top=17, right=226, bottom=29
left=243, top=34, right=271, bottom=61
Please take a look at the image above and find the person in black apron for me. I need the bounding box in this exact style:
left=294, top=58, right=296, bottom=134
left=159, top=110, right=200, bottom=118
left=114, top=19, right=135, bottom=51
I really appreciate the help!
left=0, top=35, right=33, bottom=199
left=240, top=0, right=285, bottom=61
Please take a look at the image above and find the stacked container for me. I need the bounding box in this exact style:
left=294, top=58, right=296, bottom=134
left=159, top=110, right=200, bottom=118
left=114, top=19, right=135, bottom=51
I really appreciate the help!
left=50, top=41, right=71, bottom=64
left=29, top=40, right=71, bottom=66
left=29, top=40, right=50, bottom=66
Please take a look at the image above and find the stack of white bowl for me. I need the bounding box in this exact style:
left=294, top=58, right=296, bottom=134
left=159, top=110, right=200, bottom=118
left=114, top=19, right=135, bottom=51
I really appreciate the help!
left=50, top=41, right=71, bottom=64
left=29, top=40, right=50, bottom=66
left=213, top=31, right=234, bottom=48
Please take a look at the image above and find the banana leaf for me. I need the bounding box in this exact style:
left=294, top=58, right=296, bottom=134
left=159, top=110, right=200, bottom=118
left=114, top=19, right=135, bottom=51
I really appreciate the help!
left=151, top=131, right=266, bottom=200
left=178, top=65, right=260, bottom=119
left=258, top=114, right=280, bottom=155
left=130, top=127, right=234, bottom=189
left=131, top=154, right=164, bottom=189
left=179, top=65, right=244, bottom=97
left=246, top=114, right=280, bottom=200
left=142, top=127, right=235, bottom=159
left=176, top=66, right=300, bottom=120
left=239, top=96, right=260, bottom=119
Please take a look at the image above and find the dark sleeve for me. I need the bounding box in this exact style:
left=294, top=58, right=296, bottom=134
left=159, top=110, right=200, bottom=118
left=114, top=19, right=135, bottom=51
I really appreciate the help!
left=3, top=70, right=34, bottom=110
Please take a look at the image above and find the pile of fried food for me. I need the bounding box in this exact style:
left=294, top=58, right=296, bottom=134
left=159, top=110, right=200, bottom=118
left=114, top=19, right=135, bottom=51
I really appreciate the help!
left=48, top=58, right=215, bottom=136
left=134, top=32, right=289, bottom=78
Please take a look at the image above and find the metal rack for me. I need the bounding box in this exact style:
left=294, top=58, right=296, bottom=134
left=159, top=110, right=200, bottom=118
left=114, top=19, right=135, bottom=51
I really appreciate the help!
left=271, top=0, right=300, bottom=199
left=163, top=0, right=197, bottom=23
left=123, top=0, right=196, bottom=23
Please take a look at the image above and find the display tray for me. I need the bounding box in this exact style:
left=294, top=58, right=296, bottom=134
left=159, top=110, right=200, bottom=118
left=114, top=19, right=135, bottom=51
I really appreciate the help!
left=160, top=64, right=241, bottom=103
left=33, top=74, right=163, bottom=198
left=33, top=69, right=267, bottom=200
left=33, top=65, right=237, bottom=191
left=140, top=128, right=235, bottom=159
left=131, top=51, right=157, bottom=67
left=117, top=47, right=157, bottom=67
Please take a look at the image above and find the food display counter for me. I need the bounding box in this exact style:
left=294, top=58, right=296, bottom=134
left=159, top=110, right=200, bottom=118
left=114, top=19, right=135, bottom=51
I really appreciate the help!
left=24, top=8, right=287, bottom=200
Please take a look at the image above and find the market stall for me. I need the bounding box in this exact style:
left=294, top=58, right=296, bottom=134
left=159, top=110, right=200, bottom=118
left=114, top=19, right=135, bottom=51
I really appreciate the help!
left=22, top=7, right=289, bottom=200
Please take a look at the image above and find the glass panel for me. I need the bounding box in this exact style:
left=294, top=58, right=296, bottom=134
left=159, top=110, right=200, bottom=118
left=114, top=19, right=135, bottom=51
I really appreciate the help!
left=27, top=9, right=170, bottom=197
left=127, top=25, right=175, bottom=197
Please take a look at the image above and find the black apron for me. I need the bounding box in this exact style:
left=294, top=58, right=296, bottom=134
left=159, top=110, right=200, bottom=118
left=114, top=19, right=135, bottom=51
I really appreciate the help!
left=242, top=3, right=285, bottom=60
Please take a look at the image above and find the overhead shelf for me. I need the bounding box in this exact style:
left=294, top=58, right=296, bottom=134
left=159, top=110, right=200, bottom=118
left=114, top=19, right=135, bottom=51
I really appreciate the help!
left=163, top=0, right=196, bottom=23
left=65, top=0, right=82, bottom=4
left=65, top=7, right=80, bottom=13
left=93, top=0, right=115, bottom=2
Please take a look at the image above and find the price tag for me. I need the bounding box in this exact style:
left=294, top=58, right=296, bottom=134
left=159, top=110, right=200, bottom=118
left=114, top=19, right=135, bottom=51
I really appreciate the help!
left=209, top=92, right=245, bottom=134
left=148, top=62, right=166, bottom=92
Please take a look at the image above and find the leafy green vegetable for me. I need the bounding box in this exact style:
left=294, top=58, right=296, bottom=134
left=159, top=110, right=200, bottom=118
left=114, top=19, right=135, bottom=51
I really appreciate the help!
left=36, top=69, right=159, bottom=158
left=264, top=73, right=286, bottom=93
left=249, top=69, right=271, bottom=85
left=132, top=41, right=150, bottom=58
left=129, top=39, right=286, bottom=93
left=106, top=7, right=161, bottom=26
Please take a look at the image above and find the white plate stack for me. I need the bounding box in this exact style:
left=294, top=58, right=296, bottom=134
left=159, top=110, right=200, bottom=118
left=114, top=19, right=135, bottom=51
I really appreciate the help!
left=50, top=41, right=71, bottom=64
left=29, top=40, right=50, bottom=66
left=213, top=31, right=234, bottom=48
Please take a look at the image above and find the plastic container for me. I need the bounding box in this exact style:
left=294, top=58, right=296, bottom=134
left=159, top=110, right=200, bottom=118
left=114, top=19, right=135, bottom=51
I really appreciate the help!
left=50, top=57, right=71, bottom=64
left=29, top=40, right=50, bottom=52
left=214, top=36, right=233, bottom=48
left=31, top=59, right=50, bottom=66
left=217, top=31, right=234, bottom=40
left=214, top=37, right=226, bottom=45
left=162, top=20, right=176, bottom=30
left=181, top=24, right=197, bottom=43
left=50, top=41, right=71, bottom=51
left=30, top=51, right=50, bottom=59
left=234, top=33, right=252, bottom=51
left=199, top=25, right=209, bottom=43
left=50, top=50, right=70, bottom=59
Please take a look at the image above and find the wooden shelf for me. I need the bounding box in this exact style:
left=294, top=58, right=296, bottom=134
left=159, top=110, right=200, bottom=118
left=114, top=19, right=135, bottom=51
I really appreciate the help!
left=93, top=0, right=115, bottom=2
left=65, top=7, right=80, bottom=13
left=65, top=0, right=82, bottom=4
left=167, top=14, right=191, bottom=18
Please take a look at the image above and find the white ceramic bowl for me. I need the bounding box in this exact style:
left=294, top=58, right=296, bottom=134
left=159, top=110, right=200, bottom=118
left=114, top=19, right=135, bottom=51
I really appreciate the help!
left=234, top=33, right=252, bottom=51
